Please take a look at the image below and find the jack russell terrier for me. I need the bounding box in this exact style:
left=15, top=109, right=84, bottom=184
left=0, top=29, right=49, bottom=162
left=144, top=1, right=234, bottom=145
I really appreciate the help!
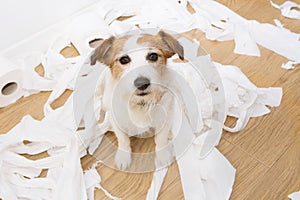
left=90, top=30, right=184, bottom=170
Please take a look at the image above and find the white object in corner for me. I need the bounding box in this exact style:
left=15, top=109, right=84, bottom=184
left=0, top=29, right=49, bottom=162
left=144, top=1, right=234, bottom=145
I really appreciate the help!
left=289, top=191, right=300, bottom=200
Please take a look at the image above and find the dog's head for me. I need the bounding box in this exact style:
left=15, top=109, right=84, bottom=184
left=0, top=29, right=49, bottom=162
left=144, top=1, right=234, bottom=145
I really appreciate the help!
left=91, top=30, right=184, bottom=108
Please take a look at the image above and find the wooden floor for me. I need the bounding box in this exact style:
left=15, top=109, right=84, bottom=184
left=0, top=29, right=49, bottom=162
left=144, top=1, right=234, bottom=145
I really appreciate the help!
left=1, top=0, right=300, bottom=199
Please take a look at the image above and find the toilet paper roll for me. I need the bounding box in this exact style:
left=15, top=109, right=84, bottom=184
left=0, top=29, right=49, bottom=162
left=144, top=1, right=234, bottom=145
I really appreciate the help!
left=0, top=57, right=24, bottom=108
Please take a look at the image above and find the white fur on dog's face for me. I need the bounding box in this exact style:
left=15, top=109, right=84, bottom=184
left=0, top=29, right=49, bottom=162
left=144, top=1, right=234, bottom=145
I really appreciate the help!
left=115, top=48, right=166, bottom=108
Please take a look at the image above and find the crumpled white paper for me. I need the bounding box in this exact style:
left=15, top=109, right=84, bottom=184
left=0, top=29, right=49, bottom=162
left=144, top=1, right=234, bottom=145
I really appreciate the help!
left=84, top=162, right=121, bottom=200
left=281, top=60, right=300, bottom=70
left=146, top=146, right=236, bottom=200
left=177, top=146, right=235, bottom=200
left=215, top=62, right=282, bottom=132
left=289, top=191, right=300, bottom=200
left=270, top=0, right=300, bottom=20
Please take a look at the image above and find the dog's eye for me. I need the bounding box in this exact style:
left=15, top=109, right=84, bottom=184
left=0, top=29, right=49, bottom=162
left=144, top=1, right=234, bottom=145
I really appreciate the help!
left=119, top=55, right=131, bottom=65
left=147, top=52, right=158, bottom=62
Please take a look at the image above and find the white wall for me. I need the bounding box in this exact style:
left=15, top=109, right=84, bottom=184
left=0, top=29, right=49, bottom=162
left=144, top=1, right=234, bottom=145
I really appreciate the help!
left=0, top=0, right=98, bottom=52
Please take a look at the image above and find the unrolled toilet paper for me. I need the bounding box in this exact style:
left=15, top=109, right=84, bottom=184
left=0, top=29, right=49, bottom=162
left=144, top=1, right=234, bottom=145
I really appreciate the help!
left=0, top=57, right=24, bottom=107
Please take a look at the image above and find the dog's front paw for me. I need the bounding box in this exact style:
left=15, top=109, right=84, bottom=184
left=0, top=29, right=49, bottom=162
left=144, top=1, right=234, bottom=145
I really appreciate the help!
left=155, top=148, right=174, bottom=168
left=115, top=149, right=132, bottom=170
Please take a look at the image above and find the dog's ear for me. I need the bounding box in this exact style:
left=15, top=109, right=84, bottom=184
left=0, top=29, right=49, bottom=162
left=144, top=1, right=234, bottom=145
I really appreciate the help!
left=90, top=36, right=116, bottom=66
left=158, top=30, right=184, bottom=60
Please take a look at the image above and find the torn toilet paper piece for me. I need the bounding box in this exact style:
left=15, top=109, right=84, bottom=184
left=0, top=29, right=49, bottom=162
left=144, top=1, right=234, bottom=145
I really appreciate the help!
left=274, top=19, right=284, bottom=28
left=281, top=60, right=300, bottom=69
left=67, top=13, right=111, bottom=55
left=146, top=146, right=235, bottom=200
left=146, top=107, right=233, bottom=199
left=270, top=0, right=300, bottom=20
left=247, top=20, right=300, bottom=62
left=84, top=165, right=121, bottom=200
left=146, top=168, right=168, bottom=200
left=21, top=53, right=56, bottom=96
left=177, top=146, right=235, bottom=200
left=215, top=62, right=282, bottom=132
left=84, top=168, right=101, bottom=200
left=289, top=191, right=300, bottom=200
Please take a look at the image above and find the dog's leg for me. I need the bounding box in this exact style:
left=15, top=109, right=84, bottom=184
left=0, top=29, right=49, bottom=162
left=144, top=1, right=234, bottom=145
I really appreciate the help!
left=154, top=126, right=174, bottom=168
left=113, top=128, right=132, bottom=170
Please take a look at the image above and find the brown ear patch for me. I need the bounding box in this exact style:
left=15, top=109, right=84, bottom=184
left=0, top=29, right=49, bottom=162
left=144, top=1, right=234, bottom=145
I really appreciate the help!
left=90, top=36, right=129, bottom=67
left=137, top=30, right=184, bottom=60
left=90, top=36, right=115, bottom=66
left=158, top=31, right=184, bottom=60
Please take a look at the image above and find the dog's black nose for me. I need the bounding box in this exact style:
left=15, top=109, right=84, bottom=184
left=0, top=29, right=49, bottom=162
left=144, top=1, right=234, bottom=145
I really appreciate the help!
left=134, top=77, right=150, bottom=90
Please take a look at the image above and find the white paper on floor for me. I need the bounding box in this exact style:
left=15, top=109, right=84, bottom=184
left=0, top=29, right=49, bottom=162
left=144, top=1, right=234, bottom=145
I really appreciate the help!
left=215, top=62, right=282, bottom=132
left=0, top=0, right=290, bottom=199
left=146, top=168, right=168, bottom=200
left=289, top=191, right=300, bottom=200
left=177, top=147, right=235, bottom=200
left=84, top=162, right=121, bottom=200
left=281, top=60, right=300, bottom=70
left=270, top=0, right=300, bottom=20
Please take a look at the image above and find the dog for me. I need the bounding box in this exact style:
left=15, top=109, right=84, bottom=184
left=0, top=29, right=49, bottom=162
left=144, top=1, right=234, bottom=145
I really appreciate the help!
left=90, top=30, right=184, bottom=170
